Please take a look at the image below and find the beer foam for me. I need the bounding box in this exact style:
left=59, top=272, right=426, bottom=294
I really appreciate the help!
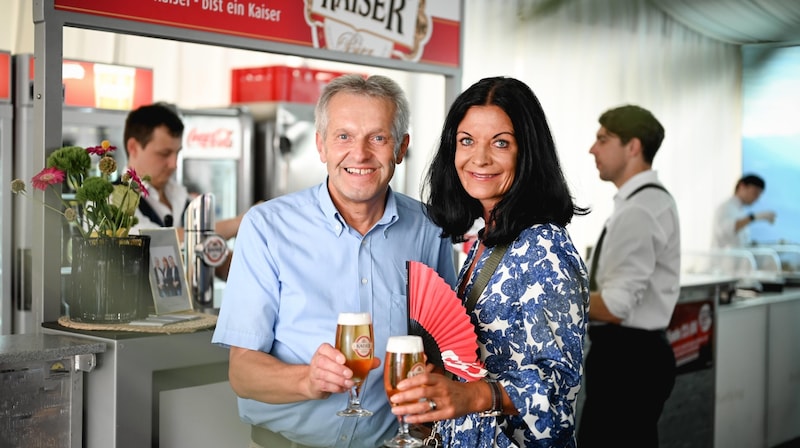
left=386, top=335, right=423, bottom=353
left=337, top=312, right=371, bottom=325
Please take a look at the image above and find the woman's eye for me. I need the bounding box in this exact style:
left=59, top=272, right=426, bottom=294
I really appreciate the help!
left=459, top=137, right=473, bottom=146
left=495, top=140, right=509, bottom=149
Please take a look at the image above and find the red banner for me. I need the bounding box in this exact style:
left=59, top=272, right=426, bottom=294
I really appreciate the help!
left=54, top=0, right=460, bottom=68
left=0, top=52, right=10, bottom=102
left=28, top=57, right=153, bottom=110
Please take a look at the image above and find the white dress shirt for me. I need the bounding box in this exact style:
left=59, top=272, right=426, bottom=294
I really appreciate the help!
left=593, top=170, right=681, bottom=330
left=711, top=196, right=748, bottom=249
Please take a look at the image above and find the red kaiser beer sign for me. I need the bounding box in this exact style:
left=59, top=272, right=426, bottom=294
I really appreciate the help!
left=305, top=0, right=432, bottom=62
left=54, top=0, right=460, bottom=67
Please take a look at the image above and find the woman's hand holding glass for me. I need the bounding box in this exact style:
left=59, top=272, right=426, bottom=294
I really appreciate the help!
left=383, top=335, right=428, bottom=447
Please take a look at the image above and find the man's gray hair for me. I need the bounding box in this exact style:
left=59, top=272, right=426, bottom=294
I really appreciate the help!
left=315, top=74, right=410, bottom=157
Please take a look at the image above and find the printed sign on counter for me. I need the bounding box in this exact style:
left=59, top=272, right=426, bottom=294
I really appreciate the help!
left=667, top=299, right=714, bottom=374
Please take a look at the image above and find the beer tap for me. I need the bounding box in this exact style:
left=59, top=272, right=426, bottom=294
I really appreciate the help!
left=183, top=193, right=229, bottom=313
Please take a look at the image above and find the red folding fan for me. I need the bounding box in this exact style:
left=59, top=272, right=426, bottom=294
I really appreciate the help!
left=407, top=260, right=487, bottom=381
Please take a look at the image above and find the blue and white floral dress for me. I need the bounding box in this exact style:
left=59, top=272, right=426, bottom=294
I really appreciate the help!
left=438, top=223, right=590, bottom=448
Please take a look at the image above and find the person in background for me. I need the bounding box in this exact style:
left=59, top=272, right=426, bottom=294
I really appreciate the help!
left=711, top=174, right=776, bottom=249
left=167, top=255, right=182, bottom=296
left=153, top=256, right=166, bottom=297
left=389, top=76, right=590, bottom=447
left=123, top=103, right=246, bottom=279
left=211, top=74, right=457, bottom=448
left=578, top=104, right=681, bottom=447
left=162, top=256, right=175, bottom=296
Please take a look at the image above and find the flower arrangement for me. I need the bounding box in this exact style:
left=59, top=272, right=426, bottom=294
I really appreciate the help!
left=10, top=141, right=150, bottom=239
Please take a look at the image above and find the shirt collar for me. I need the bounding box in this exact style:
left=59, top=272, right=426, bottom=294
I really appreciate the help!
left=615, top=170, right=659, bottom=203
left=316, top=181, right=399, bottom=238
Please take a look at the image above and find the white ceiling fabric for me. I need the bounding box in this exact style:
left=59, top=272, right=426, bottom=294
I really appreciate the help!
left=646, top=0, right=800, bottom=44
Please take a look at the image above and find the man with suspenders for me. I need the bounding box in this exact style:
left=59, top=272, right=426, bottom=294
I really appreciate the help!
left=578, top=105, right=681, bottom=448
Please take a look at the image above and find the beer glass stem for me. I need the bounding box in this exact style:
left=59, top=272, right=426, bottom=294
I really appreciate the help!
left=398, top=415, right=411, bottom=437
left=348, top=385, right=361, bottom=408
left=337, top=381, right=372, bottom=417
left=383, top=415, right=421, bottom=447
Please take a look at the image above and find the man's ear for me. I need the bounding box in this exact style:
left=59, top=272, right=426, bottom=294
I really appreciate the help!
left=627, top=137, right=643, bottom=158
left=394, top=134, right=410, bottom=164
left=316, top=132, right=327, bottom=163
left=126, top=137, right=140, bottom=159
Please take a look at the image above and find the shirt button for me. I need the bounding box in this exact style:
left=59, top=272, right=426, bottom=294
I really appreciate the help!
left=361, top=278, right=368, bottom=285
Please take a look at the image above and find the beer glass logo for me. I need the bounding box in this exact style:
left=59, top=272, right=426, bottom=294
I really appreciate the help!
left=352, top=335, right=372, bottom=358
left=408, top=362, right=425, bottom=378
left=304, top=0, right=432, bottom=62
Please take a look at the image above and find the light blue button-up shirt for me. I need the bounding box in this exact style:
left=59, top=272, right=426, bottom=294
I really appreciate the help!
left=212, top=182, right=456, bottom=447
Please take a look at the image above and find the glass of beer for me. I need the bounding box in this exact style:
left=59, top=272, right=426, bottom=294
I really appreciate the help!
left=335, top=312, right=374, bottom=417
left=383, top=335, right=425, bottom=447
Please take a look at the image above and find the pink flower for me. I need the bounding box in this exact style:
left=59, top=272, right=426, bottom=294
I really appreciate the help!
left=31, top=167, right=65, bottom=191
left=87, top=140, right=116, bottom=156
left=126, top=168, right=149, bottom=198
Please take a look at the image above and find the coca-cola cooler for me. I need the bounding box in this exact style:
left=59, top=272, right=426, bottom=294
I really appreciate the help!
left=176, top=107, right=253, bottom=222
left=1, top=51, right=13, bottom=335
left=10, top=54, right=153, bottom=334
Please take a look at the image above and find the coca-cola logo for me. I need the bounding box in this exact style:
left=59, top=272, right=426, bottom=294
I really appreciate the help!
left=186, top=127, right=234, bottom=149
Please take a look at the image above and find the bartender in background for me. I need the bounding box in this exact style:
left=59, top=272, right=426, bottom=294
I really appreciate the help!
left=124, top=103, right=246, bottom=278
left=711, top=174, right=776, bottom=249
left=579, top=105, right=680, bottom=448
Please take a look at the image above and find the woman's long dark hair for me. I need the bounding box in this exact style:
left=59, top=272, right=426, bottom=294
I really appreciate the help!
left=422, top=77, right=588, bottom=247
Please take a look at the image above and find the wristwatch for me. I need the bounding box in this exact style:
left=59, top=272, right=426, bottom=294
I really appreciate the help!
left=479, top=379, right=503, bottom=417
left=749, top=213, right=756, bottom=222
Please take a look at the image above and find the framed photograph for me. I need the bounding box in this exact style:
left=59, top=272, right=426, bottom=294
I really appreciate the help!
left=139, top=228, right=193, bottom=315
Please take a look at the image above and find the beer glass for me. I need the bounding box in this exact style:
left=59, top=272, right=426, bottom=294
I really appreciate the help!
left=383, top=335, right=425, bottom=447
left=335, top=312, right=374, bottom=417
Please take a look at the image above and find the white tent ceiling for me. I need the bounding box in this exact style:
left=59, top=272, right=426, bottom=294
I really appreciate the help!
left=523, top=0, right=800, bottom=45
left=648, top=0, right=800, bottom=45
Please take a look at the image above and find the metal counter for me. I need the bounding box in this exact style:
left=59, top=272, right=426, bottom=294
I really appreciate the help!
left=42, top=324, right=248, bottom=448
left=0, top=333, right=105, bottom=447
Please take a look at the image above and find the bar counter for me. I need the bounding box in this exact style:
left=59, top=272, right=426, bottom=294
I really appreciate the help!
left=715, top=287, right=800, bottom=448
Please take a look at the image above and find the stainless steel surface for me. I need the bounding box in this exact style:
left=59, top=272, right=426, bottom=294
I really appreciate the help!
left=1, top=101, right=12, bottom=335
left=42, top=327, right=236, bottom=448
left=248, top=101, right=407, bottom=202
left=0, top=333, right=104, bottom=447
left=74, top=353, right=96, bottom=373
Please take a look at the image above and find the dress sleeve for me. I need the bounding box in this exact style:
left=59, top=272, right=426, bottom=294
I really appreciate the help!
left=479, top=227, right=588, bottom=445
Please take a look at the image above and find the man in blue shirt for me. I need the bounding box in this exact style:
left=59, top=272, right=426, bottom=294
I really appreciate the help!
left=212, top=74, right=456, bottom=448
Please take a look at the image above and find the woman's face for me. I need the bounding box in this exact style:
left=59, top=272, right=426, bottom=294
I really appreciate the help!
left=454, top=105, right=518, bottom=216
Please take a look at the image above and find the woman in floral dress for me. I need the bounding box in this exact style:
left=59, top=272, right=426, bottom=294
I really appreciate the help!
left=388, top=77, right=590, bottom=447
